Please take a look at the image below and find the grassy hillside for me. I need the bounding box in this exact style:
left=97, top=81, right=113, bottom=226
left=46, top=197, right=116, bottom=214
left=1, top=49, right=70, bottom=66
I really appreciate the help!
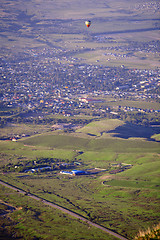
left=0, top=119, right=160, bottom=239
left=76, top=119, right=124, bottom=136
left=0, top=185, right=113, bottom=240
left=18, top=134, right=160, bottom=153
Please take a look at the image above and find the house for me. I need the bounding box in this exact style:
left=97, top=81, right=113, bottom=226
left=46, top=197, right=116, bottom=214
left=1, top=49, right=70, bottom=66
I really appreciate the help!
left=12, top=138, right=17, bottom=142
left=60, top=170, right=73, bottom=175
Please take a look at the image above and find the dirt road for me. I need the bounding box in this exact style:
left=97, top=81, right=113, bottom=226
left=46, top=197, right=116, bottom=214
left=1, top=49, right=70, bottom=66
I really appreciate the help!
left=0, top=180, right=128, bottom=240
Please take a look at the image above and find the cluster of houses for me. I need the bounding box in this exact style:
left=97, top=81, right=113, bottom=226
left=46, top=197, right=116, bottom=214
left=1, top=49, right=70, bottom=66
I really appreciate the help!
left=20, top=161, right=83, bottom=174
left=24, top=166, right=51, bottom=173
left=23, top=167, right=101, bottom=176
left=1, top=47, right=160, bottom=114
left=23, top=164, right=132, bottom=176
left=0, top=46, right=159, bottom=135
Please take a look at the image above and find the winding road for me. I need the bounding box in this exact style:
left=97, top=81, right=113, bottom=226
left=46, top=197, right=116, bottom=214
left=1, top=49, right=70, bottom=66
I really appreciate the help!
left=0, top=180, right=128, bottom=240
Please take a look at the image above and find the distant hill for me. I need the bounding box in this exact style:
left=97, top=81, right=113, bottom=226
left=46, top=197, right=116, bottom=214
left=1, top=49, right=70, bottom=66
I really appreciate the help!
left=76, top=119, right=124, bottom=136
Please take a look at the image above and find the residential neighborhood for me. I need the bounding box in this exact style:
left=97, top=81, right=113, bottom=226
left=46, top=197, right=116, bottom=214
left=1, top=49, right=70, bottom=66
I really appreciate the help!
left=0, top=46, right=160, bottom=128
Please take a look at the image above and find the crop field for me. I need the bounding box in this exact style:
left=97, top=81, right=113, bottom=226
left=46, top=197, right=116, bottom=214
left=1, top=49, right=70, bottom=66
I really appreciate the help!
left=0, top=118, right=160, bottom=239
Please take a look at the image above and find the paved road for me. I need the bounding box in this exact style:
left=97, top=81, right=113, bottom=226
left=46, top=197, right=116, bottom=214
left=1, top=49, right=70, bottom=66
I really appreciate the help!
left=0, top=180, right=128, bottom=240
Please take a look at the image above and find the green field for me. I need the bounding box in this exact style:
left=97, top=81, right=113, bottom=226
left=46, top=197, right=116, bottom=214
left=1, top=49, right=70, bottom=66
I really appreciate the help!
left=100, top=100, right=160, bottom=111
left=0, top=185, right=114, bottom=240
left=0, top=118, right=160, bottom=239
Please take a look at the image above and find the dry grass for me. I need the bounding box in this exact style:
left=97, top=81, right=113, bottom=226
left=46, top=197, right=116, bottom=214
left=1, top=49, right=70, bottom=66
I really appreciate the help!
left=135, top=223, right=160, bottom=240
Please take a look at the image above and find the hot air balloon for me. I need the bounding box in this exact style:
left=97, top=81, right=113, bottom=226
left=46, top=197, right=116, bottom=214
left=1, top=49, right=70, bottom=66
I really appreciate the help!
left=85, top=20, right=91, bottom=28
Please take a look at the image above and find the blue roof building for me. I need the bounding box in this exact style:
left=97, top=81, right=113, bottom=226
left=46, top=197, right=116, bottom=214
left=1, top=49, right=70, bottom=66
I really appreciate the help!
left=71, top=170, right=87, bottom=175
left=60, top=169, right=87, bottom=176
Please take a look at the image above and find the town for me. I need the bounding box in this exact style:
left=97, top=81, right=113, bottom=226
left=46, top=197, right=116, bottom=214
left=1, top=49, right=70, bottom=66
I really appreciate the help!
left=0, top=45, right=160, bottom=134
left=0, top=0, right=160, bottom=239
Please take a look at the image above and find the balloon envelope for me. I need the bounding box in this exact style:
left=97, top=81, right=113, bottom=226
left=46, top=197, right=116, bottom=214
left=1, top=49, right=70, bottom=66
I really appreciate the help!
left=85, top=20, right=91, bottom=28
